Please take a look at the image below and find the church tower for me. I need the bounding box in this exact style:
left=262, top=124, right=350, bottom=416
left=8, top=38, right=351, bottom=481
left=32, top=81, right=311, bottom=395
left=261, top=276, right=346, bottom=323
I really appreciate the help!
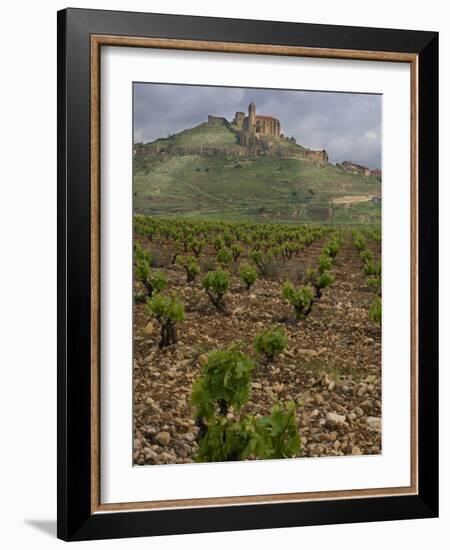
left=248, top=101, right=256, bottom=130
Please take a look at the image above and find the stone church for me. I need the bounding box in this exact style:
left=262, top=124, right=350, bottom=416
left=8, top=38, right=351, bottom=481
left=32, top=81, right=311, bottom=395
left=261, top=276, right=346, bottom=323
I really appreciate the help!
left=232, top=102, right=281, bottom=148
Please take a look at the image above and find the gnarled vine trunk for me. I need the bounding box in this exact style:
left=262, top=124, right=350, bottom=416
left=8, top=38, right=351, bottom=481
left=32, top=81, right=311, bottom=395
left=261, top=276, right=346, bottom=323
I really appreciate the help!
left=205, top=291, right=228, bottom=314
left=159, top=321, right=177, bottom=348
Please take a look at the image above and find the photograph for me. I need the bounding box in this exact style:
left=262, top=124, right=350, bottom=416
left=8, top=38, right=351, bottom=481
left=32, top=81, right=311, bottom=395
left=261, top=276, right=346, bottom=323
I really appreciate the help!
left=132, top=83, right=383, bottom=466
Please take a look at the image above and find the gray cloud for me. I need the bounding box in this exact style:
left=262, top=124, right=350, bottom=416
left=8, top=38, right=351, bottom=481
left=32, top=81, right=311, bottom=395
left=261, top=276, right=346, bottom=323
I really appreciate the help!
left=134, top=83, right=381, bottom=169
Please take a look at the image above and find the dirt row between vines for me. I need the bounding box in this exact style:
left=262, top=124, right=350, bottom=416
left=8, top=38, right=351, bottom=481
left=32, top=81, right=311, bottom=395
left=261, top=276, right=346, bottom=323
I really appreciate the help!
left=133, top=234, right=382, bottom=466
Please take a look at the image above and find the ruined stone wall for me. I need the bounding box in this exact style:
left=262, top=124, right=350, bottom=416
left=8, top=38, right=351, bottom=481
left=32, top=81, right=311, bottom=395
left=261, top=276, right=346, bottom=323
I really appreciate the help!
left=232, top=112, right=245, bottom=130
left=154, top=145, right=250, bottom=157
left=207, top=115, right=228, bottom=126
left=340, top=160, right=380, bottom=177
left=281, top=149, right=329, bottom=163
left=303, top=149, right=329, bottom=163
left=139, top=139, right=328, bottom=163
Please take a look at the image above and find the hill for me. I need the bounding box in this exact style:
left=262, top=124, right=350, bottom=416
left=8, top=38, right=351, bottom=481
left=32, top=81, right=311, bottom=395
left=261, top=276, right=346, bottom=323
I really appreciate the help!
left=150, top=121, right=238, bottom=148
left=133, top=121, right=381, bottom=225
left=138, top=119, right=310, bottom=156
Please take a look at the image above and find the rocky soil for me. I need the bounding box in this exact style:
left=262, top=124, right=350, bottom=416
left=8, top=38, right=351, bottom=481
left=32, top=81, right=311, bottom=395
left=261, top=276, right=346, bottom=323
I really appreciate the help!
left=133, top=235, right=382, bottom=466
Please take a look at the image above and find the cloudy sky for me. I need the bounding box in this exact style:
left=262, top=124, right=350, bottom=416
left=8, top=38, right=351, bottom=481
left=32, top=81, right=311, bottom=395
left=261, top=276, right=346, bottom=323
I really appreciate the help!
left=134, top=83, right=381, bottom=169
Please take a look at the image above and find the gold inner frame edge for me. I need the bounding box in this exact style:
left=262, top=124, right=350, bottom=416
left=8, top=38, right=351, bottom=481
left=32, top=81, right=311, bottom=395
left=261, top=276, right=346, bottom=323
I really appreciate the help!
left=90, top=34, right=419, bottom=514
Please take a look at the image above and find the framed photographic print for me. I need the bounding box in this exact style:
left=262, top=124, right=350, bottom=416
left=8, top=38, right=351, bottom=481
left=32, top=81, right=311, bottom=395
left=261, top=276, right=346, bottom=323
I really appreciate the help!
left=57, top=8, right=438, bottom=541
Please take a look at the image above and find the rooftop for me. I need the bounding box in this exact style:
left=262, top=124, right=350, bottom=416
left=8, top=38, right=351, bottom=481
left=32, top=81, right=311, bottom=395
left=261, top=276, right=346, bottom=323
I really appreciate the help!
left=255, top=115, right=279, bottom=120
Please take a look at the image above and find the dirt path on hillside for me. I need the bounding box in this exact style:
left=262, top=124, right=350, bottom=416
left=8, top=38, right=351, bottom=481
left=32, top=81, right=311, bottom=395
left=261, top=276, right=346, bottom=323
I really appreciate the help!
left=332, top=195, right=375, bottom=204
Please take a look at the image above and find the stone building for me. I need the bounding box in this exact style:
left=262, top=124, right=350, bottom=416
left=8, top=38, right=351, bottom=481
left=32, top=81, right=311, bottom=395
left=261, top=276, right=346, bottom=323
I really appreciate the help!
left=369, top=168, right=382, bottom=178
left=233, top=102, right=281, bottom=149
left=340, top=160, right=382, bottom=178
left=340, top=160, right=371, bottom=176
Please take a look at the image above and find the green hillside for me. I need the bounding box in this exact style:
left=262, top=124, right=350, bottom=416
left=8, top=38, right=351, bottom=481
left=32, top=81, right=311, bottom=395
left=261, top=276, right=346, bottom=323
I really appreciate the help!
left=151, top=121, right=238, bottom=148
left=134, top=122, right=381, bottom=226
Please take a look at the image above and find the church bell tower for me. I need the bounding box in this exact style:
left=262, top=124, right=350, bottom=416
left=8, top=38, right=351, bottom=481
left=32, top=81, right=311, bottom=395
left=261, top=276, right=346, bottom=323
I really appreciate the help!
left=248, top=101, right=256, bottom=130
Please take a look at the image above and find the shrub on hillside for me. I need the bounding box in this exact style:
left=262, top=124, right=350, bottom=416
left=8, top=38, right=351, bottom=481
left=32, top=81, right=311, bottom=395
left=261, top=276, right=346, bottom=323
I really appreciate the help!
left=360, top=249, right=374, bottom=264
left=363, top=260, right=381, bottom=277
left=317, top=254, right=332, bottom=274
left=191, top=347, right=255, bottom=420
left=134, top=252, right=167, bottom=297
left=369, top=295, right=382, bottom=325
left=177, top=255, right=201, bottom=283
left=189, top=238, right=205, bottom=258
left=324, top=233, right=343, bottom=260
left=254, top=326, right=288, bottom=362
left=213, top=236, right=224, bottom=252
left=367, top=275, right=381, bottom=295
left=223, top=231, right=233, bottom=247
left=146, top=293, right=185, bottom=348
left=282, top=281, right=314, bottom=320
left=306, top=268, right=334, bottom=298
left=241, top=401, right=301, bottom=460
left=231, top=243, right=243, bottom=262
left=217, top=247, right=233, bottom=267
left=353, top=232, right=367, bottom=252
left=239, top=264, right=257, bottom=290
left=203, top=269, right=230, bottom=313
left=250, top=249, right=263, bottom=270
left=191, top=347, right=300, bottom=462
left=134, top=243, right=152, bottom=266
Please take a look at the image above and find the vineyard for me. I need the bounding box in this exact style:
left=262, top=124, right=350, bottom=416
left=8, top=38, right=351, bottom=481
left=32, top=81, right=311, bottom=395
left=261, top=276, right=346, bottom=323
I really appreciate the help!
left=133, top=216, right=382, bottom=465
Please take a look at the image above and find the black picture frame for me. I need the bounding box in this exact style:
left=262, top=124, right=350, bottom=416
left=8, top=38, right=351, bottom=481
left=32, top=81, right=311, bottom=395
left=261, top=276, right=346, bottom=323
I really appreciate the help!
left=57, top=7, right=438, bottom=541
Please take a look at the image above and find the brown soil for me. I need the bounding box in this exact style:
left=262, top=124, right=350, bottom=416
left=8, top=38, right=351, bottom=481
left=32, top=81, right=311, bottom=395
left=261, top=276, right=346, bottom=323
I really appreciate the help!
left=133, top=234, right=382, bottom=466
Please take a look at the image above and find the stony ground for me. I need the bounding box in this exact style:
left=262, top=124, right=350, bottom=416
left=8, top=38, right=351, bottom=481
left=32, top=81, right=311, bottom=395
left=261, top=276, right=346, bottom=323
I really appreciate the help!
left=133, top=234, right=382, bottom=466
